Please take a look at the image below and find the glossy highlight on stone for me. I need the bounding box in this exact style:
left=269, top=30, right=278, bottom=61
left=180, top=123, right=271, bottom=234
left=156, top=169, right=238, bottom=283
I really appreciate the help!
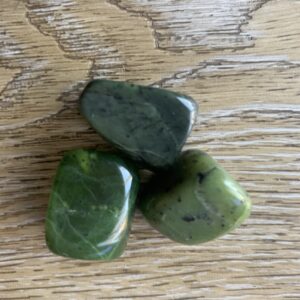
left=80, top=79, right=198, bottom=169
left=45, top=149, right=139, bottom=260
left=139, top=150, right=251, bottom=244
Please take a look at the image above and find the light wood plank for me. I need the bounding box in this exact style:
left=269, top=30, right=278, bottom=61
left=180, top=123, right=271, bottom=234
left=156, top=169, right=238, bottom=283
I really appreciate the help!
left=0, top=0, right=299, bottom=299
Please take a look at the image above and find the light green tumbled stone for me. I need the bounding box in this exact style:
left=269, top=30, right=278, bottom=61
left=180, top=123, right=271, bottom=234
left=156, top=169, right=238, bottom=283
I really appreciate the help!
left=139, top=150, right=251, bottom=244
left=45, top=149, right=139, bottom=260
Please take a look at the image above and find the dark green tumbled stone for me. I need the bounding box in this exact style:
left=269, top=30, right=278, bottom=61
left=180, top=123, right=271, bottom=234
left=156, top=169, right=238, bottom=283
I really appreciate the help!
left=45, top=149, right=139, bottom=260
left=80, top=79, right=198, bottom=169
left=140, top=150, right=251, bottom=244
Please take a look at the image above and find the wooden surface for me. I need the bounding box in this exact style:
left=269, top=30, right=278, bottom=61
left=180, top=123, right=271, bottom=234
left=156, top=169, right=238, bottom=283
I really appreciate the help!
left=0, top=0, right=299, bottom=299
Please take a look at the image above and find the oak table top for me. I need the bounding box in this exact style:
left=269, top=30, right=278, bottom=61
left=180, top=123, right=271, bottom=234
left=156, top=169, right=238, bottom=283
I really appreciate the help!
left=0, top=0, right=299, bottom=299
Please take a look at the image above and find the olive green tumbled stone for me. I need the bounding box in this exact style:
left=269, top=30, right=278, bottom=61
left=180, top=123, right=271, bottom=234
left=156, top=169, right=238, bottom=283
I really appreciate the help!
left=45, top=149, right=139, bottom=260
left=140, top=150, right=251, bottom=244
left=80, top=79, right=198, bottom=169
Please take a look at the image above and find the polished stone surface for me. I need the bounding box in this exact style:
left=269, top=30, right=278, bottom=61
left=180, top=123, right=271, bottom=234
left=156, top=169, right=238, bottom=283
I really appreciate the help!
left=80, top=79, right=198, bottom=169
left=45, top=149, right=139, bottom=260
left=139, top=150, right=251, bottom=244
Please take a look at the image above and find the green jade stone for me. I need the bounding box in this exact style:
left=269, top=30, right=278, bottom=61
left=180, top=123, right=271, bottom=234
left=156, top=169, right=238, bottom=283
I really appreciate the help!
left=140, top=150, right=251, bottom=244
left=80, top=79, right=198, bottom=169
left=45, top=149, right=139, bottom=260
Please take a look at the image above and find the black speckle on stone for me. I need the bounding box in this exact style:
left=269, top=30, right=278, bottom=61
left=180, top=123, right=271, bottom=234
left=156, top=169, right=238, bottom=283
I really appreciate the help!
left=177, top=178, right=184, bottom=185
left=177, top=197, right=182, bottom=203
left=182, top=215, right=196, bottom=222
left=235, top=199, right=243, bottom=205
left=197, top=173, right=205, bottom=183
left=189, top=235, right=193, bottom=240
left=164, top=186, right=172, bottom=193
left=165, top=145, right=171, bottom=152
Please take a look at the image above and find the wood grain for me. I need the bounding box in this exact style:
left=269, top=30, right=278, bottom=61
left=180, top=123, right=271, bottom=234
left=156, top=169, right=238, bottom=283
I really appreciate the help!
left=0, top=0, right=299, bottom=299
